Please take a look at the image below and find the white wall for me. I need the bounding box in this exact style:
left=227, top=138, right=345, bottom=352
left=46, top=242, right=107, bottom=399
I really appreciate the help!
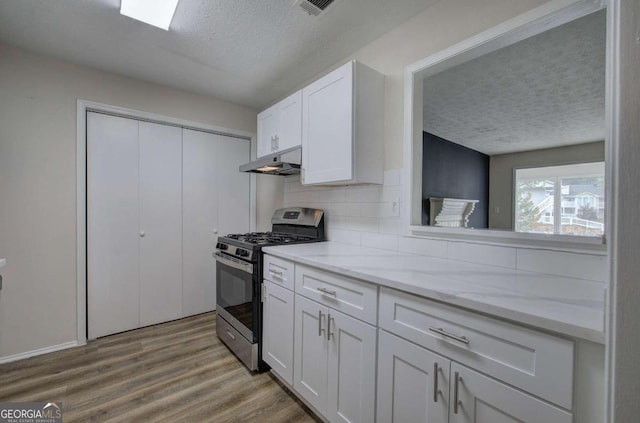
left=608, top=0, right=640, bottom=419
left=0, top=43, right=265, bottom=359
left=489, top=141, right=605, bottom=229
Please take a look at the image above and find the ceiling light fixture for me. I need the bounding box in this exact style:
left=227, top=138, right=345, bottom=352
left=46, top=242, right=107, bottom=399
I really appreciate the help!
left=120, top=0, right=180, bottom=31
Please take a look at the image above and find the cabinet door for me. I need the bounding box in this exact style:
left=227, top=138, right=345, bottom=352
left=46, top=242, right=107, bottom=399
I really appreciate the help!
left=294, top=294, right=328, bottom=414
left=302, top=61, right=354, bottom=185
left=277, top=90, right=302, bottom=151
left=377, top=330, right=450, bottom=423
left=182, top=129, right=219, bottom=316
left=263, top=281, right=295, bottom=385
left=449, top=364, right=572, bottom=423
left=139, top=121, right=183, bottom=327
left=327, top=310, right=377, bottom=423
left=257, top=104, right=278, bottom=157
left=87, top=112, right=140, bottom=339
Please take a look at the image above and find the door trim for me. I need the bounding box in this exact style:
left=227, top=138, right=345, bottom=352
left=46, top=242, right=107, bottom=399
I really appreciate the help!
left=76, top=99, right=257, bottom=343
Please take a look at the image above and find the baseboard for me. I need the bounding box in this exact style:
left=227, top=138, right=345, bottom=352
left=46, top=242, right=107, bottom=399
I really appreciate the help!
left=0, top=341, right=80, bottom=364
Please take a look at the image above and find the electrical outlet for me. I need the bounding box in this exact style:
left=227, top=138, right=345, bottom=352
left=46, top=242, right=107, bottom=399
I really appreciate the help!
left=391, top=199, right=400, bottom=217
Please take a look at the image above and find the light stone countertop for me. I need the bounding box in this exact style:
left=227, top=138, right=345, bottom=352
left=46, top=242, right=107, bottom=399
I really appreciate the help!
left=263, top=242, right=606, bottom=344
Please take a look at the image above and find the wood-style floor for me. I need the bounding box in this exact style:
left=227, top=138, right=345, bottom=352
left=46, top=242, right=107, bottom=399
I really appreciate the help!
left=0, top=312, right=319, bottom=422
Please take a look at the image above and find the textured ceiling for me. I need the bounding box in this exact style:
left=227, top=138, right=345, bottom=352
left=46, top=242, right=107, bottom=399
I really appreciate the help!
left=0, top=0, right=437, bottom=109
left=423, top=10, right=606, bottom=156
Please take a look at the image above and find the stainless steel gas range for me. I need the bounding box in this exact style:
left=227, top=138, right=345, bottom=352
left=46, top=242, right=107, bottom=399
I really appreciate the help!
left=214, top=207, right=325, bottom=371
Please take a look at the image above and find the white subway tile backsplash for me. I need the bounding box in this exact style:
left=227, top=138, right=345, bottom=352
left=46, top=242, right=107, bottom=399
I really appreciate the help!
left=317, top=188, right=346, bottom=203
left=327, top=228, right=362, bottom=246
left=380, top=185, right=402, bottom=202
left=361, top=202, right=400, bottom=219
left=379, top=218, right=403, bottom=235
left=282, top=168, right=606, bottom=283
left=447, top=242, right=517, bottom=269
left=361, top=232, right=399, bottom=251
left=516, top=249, right=607, bottom=282
left=340, top=216, right=380, bottom=232
left=398, top=237, right=448, bottom=259
left=383, top=169, right=402, bottom=186
left=344, top=186, right=381, bottom=203
left=326, top=203, right=362, bottom=218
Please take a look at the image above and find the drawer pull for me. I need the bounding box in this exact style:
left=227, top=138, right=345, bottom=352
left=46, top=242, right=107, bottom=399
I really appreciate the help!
left=226, top=330, right=236, bottom=341
left=428, top=327, right=470, bottom=345
left=317, top=287, right=337, bottom=296
left=433, top=362, right=439, bottom=403
left=454, top=371, right=462, bottom=414
left=269, top=269, right=284, bottom=278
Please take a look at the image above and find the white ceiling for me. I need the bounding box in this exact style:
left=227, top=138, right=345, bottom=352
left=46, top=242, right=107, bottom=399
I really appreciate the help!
left=0, top=0, right=437, bottom=109
left=423, top=10, right=606, bottom=156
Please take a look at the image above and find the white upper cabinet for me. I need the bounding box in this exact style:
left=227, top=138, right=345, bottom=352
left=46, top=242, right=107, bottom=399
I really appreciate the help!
left=257, top=90, right=302, bottom=157
left=301, top=60, right=384, bottom=186
left=257, top=103, right=278, bottom=158
left=277, top=91, right=303, bottom=152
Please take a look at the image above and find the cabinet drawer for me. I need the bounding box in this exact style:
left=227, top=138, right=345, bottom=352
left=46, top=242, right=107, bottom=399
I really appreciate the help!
left=379, top=287, right=574, bottom=409
left=295, top=265, right=378, bottom=325
left=263, top=255, right=294, bottom=290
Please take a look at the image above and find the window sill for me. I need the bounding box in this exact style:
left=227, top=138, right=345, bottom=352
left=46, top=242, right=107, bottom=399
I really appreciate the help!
left=407, top=225, right=607, bottom=254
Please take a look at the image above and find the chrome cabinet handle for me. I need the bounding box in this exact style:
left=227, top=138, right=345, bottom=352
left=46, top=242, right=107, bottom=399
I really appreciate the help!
left=226, top=330, right=236, bottom=341
left=433, top=362, right=439, bottom=403
left=317, top=287, right=337, bottom=296
left=327, top=313, right=334, bottom=340
left=429, top=327, right=470, bottom=345
left=269, top=268, right=284, bottom=278
left=453, top=371, right=462, bottom=414
left=318, top=310, right=325, bottom=337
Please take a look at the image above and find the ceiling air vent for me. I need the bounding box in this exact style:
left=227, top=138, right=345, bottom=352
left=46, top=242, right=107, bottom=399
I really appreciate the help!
left=294, top=0, right=336, bottom=16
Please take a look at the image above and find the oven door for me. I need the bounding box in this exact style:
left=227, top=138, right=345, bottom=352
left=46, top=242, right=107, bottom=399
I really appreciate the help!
left=214, top=252, right=257, bottom=343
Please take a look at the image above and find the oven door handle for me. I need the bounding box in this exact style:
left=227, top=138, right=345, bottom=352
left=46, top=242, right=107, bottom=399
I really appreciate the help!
left=213, top=252, right=254, bottom=274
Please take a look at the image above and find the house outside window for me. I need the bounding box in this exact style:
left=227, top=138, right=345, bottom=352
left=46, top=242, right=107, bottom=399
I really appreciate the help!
left=514, top=162, right=605, bottom=236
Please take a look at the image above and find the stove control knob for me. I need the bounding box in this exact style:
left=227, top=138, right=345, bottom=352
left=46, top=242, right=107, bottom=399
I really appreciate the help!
left=216, top=243, right=228, bottom=251
left=237, top=249, right=249, bottom=257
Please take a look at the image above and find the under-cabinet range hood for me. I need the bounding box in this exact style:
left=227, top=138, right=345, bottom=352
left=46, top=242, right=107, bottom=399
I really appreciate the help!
left=239, top=146, right=301, bottom=175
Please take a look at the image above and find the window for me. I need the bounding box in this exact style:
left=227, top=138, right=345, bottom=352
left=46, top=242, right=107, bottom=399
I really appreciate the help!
left=514, top=162, right=605, bottom=236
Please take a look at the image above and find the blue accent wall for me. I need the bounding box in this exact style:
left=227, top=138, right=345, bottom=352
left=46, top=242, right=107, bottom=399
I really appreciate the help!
left=422, top=132, right=489, bottom=228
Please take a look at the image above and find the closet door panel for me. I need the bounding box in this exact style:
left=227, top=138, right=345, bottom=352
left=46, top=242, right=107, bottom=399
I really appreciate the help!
left=182, top=129, right=219, bottom=315
left=87, top=112, right=140, bottom=338
left=139, top=122, right=183, bottom=327
left=214, top=135, right=251, bottom=236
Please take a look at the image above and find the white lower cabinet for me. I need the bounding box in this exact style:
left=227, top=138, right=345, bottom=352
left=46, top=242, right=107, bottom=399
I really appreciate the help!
left=262, top=281, right=295, bottom=385
left=378, top=329, right=573, bottom=423
left=377, top=329, right=450, bottom=423
left=294, top=294, right=376, bottom=423
left=261, top=255, right=596, bottom=423
left=449, top=363, right=572, bottom=423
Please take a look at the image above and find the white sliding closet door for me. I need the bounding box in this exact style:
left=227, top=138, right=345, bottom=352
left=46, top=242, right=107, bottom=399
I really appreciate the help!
left=87, top=113, right=140, bottom=339
left=215, top=135, right=251, bottom=236
left=182, top=130, right=220, bottom=315
left=139, top=122, right=183, bottom=327
left=182, top=131, right=250, bottom=315
left=88, top=112, right=251, bottom=337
